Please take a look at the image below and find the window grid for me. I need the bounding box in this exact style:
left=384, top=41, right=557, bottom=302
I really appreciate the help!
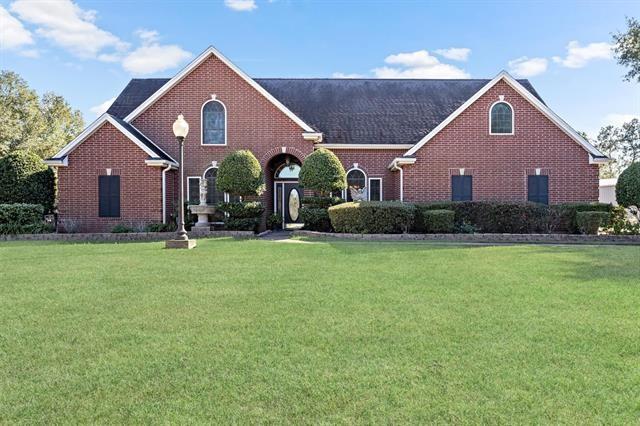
left=490, top=102, right=513, bottom=134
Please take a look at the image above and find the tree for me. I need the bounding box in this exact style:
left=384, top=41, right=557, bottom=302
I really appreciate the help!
left=615, top=162, right=640, bottom=206
left=0, top=150, right=56, bottom=212
left=216, top=150, right=265, bottom=197
left=594, top=119, right=640, bottom=177
left=299, top=148, right=346, bottom=196
left=0, top=71, right=84, bottom=158
left=613, top=16, right=640, bottom=83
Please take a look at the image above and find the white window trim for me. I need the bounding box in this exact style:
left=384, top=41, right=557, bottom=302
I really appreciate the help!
left=201, top=99, right=228, bottom=146
left=187, top=176, right=201, bottom=203
left=344, top=166, right=368, bottom=200
left=489, top=100, right=514, bottom=136
left=368, top=177, right=383, bottom=201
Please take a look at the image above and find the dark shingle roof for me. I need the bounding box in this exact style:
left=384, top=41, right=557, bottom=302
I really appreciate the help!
left=110, top=115, right=175, bottom=162
left=108, top=77, right=544, bottom=145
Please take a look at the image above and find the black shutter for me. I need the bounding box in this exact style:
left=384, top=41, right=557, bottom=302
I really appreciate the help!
left=452, top=176, right=472, bottom=201
left=99, top=175, right=120, bottom=217
left=527, top=175, right=548, bottom=204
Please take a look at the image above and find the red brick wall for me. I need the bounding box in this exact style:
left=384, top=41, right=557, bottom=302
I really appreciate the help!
left=57, top=122, right=163, bottom=232
left=402, top=80, right=599, bottom=203
left=333, top=149, right=406, bottom=200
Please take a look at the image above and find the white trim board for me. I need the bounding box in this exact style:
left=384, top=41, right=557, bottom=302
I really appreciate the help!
left=404, top=71, right=606, bottom=158
left=123, top=46, right=315, bottom=132
left=49, top=113, right=177, bottom=166
left=317, top=144, right=414, bottom=150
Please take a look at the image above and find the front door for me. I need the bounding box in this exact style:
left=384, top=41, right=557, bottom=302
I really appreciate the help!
left=274, top=181, right=302, bottom=229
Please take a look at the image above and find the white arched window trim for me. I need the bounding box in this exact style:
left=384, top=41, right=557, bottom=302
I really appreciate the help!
left=344, top=166, right=368, bottom=200
left=489, top=100, right=514, bottom=136
left=201, top=98, right=228, bottom=146
left=202, top=165, right=231, bottom=202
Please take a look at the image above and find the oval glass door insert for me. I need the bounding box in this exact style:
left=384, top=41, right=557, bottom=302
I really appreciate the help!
left=288, top=188, right=300, bottom=222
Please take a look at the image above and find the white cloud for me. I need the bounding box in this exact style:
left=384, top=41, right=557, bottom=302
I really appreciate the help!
left=508, top=56, right=548, bottom=77
left=0, top=5, right=34, bottom=49
left=434, top=47, right=471, bottom=61
left=135, top=29, right=159, bottom=44
left=90, top=97, right=116, bottom=116
left=225, top=0, right=257, bottom=11
left=18, top=48, right=39, bottom=58
left=10, top=0, right=128, bottom=59
left=552, top=41, right=613, bottom=68
left=372, top=50, right=469, bottom=79
left=603, top=113, right=640, bottom=127
left=332, top=72, right=365, bottom=78
left=122, top=44, right=192, bottom=75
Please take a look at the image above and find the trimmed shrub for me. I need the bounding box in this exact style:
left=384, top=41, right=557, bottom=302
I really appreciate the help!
left=328, top=201, right=415, bottom=234
left=144, top=223, right=175, bottom=232
left=576, top=211, right=610, bottom=235
left=301, top=196, right=343, bottom=209
left=267, top=213, right=282, bottom=230
left=422, top=209, right=455, bottom=233
left=111, top=224, right=134, bottom=233
left=224, top=218, right=261, bottom=232
left=217, top=201, right=264, bottom=232
left=609, top=206, right=640, bottom=235
left=300, top=207, right=332, bottom=232
left=0, top=151, right=55, bottom=212
left=299, top=148, right=346, bottom=195
left=0, top=203, right=44, bottom=225
left=616, top=162, right=640, bottom=207
left=216, top=150, right=265, bottom=197
left=549, top=202, right=613, bottom=233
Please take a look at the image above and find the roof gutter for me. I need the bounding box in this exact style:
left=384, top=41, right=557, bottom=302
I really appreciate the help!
left=302, top=132, right=323, bottom=143
left=388, top=157, right=416, bottom=203
left=589, top=154, right=611, bottom=164
left=44, top=157, right=68, bottom=167
left=145, top=159, right=179, bottom=168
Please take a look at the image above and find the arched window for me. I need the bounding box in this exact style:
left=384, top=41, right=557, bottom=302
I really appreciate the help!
left=275, top=163, right=300, bottom=179
left=202, top=100, right=226, bottom=145
left=203, top=167, right=225, bottom=204
left=345, top=168, right=366, bottom=201
left=490, top=101, right=513, bottom=134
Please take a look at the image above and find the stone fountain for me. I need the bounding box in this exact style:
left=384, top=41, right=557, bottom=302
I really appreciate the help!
left=188, top=180, right=217, bottom=229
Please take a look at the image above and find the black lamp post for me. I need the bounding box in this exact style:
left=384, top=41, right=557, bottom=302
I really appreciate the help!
left=166, top=114, right=197, bottom=249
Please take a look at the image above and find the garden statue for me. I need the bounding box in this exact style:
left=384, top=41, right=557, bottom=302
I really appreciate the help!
left=188, top=179, right=216, bottom=229
left=625, top=205, right=639, bottom=225
left=350, top=186, right=367, bottom=201
left=199, top=179, right=208, bottom=206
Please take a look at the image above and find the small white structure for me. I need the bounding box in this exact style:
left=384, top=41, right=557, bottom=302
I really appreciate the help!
left=599, top=178, right=618, bottom=206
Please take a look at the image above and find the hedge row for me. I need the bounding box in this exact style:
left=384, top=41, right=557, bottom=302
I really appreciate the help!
left=300, top=196, right=344, bottom=232
left=0, top=203, right=51, bottom=234
left=217, top=201, right=265, bottom=232
left=326, top=201, right=614, bottom=234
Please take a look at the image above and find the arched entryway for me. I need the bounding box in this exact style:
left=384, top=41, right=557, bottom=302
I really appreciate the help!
left=266, top=154, right=303, bottom=229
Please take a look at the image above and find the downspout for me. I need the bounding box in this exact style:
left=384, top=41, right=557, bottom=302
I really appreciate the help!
left=161, top=164, right=172, bottom=224
left=390, top=160, right=404, bottom=202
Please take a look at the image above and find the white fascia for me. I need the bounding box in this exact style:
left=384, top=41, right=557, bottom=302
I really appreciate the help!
left=44, top=157, right=68, bottom=167
left=388, top=157, right=416, bottom=170
left=302, top=132, right=323, bottom=143
left=318, top=144, right=414, bottom=150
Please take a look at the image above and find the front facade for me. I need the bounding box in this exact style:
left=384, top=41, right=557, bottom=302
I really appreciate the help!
left=46, top=46, right=608, bottom=232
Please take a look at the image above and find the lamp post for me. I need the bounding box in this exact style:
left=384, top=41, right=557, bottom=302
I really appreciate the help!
left=166, top=114, right=197, bottom=249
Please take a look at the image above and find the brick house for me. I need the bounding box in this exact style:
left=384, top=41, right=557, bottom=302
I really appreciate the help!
left=46, top=46, right=608, bottom=232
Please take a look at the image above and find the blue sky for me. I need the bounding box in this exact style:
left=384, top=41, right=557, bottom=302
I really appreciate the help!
left=1, top=0, right=638, bottom=138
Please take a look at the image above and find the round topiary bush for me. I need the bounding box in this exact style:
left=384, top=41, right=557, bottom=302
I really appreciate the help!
left=216, top=150, right=265, bottom=197
left=0, top=150, right=55, bottom=212
left=616, top=162, right=640, bottom=207
left=299, top=148, right=346, bottom=196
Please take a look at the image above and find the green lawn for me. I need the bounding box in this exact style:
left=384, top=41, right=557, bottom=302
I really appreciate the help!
left=0, top=238, right=639, bottom=424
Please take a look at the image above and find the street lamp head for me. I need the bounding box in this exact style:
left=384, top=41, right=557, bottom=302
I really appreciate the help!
left=172, top=114, right=189, bottom=139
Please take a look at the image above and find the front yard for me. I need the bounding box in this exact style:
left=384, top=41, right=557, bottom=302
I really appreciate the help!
left=0, top=238, right=638, bottom=423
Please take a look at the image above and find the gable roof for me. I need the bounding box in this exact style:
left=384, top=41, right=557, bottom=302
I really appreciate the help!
left=403, top=71, right=606, bottom=159
left=47, top=113, right=177, bottom=166
left=108, top=76, right=543, bottom=146
left=121, top=46, right=315, bottom=132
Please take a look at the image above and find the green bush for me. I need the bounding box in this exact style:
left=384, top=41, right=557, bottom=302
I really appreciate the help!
left=576, top=211, right=610, bottom=235
left=0, top=151, right=55, bottom=212
left=609, top=206, right=640, bottom=235
left=549, top=202, right=613, bottom=233
left=267, top=213, right=282, bottom=230
left=299, top=148, right=346, bottom=195
left=616, top=162, right=640, bottom=207
left=301, top=196, right=343, bottom=209
left=111, top=224, right=134, bottom=233
left=300, top=207, right=332, bottom=232
left=217, top=201, right=265, bottom=218
left=216, top=150, right=265, bottom=197
left=415, top=201, right=548, bottom=233
left=144, top=223, right=175, bottom=232
left=224, top=218, right=261, bottom=232
left=421, top=209, right=455, bottom=233
left=328, top=201, right=415, bottom=234
left=0, top=222, right=52, bottom=235
left=0, top=203, right=44, bottom=225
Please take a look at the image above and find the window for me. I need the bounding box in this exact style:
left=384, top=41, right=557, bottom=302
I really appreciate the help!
left=204, top=167, right=226, bottom=205
left=202, top=100, right=226, bottom=145
left=275, top=163, right=300, bottom=179
left=345, top=169, right=366, bottom=201
left=98, top=175, right=120, bottom=217
left=451, top=175, right=472, bottom=201
left=490, top=101, right=513, bottom=134
left=368, top=178, right=382, bottom=201
left=188, top=177, right=200, bottom=204
left=528, top=175, right=549, bottom=204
